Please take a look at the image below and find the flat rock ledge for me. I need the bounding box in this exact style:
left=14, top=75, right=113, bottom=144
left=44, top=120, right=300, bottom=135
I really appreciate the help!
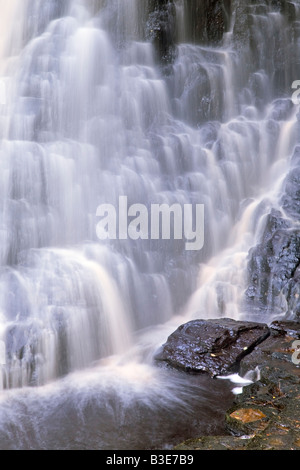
left=154, top=318, right=270, bottom=377
left=154, top=318, right=300, bottom=450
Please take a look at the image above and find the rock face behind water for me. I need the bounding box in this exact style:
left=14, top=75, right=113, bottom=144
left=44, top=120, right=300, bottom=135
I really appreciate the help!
left=245, top=215, right=300, bottom=314
left=147, top=0, right=231, bottom=69
left=245, top=144, right=300, bottom=318
left=155, top=318, right=270, bottom=377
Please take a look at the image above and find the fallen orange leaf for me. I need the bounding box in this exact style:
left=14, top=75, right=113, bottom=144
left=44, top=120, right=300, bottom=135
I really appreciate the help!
left=230, top=408, right=267, bottom=423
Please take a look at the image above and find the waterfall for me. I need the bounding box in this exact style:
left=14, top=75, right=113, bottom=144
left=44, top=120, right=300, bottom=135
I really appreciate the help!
left=0, top=0, right=299, bottom=449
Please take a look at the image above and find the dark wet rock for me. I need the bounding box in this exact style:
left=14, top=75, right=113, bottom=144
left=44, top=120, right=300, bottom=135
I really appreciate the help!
left=174, top=320, right=300, bottom=451
left=239, top=320, right=300, bottom=377
left=155, top=318, right=270, bottom=377
left=147, top=1, right=177, bottom=68
left=269, top=320, right=300, bottom=337
left=245, top=146, right=300, bottom=322
left=283, top=1, right=299, bottom=21
left=245, top=208, right=300, bottom=316
left=4, top=324, right=38, bottom=388
left=245, top=146, right=300, bottom=320
left=184, top=0, right=231, bottom=45
left=4, top=310, right=69, bottom=388
left=146, top=0, right=231, bottom=68
left=232, top=0, right=298, bottom=95
left=260, top=209, right=292, bottom=243
left=224, top=321, right=300, bottom=447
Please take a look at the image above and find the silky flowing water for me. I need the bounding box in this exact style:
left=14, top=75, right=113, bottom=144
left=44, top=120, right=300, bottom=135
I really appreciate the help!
left=0, top=0, right=299, bottom=449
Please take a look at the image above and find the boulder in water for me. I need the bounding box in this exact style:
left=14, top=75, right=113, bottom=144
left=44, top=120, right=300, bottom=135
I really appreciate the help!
left=155, top=318, right=270, bottom=377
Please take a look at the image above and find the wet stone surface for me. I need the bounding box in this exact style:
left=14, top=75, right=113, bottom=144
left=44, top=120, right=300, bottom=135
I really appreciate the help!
left=155, top=318, right=270, bottom=377
left=170, top=319, right=300, bottom=450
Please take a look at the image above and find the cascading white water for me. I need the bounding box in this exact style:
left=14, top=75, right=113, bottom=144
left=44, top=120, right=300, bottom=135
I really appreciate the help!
left=0, top=0, right=299, bottom=449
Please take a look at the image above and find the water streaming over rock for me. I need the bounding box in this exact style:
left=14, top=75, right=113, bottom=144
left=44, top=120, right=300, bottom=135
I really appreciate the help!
left=0, top=0, right=299, bottom=449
